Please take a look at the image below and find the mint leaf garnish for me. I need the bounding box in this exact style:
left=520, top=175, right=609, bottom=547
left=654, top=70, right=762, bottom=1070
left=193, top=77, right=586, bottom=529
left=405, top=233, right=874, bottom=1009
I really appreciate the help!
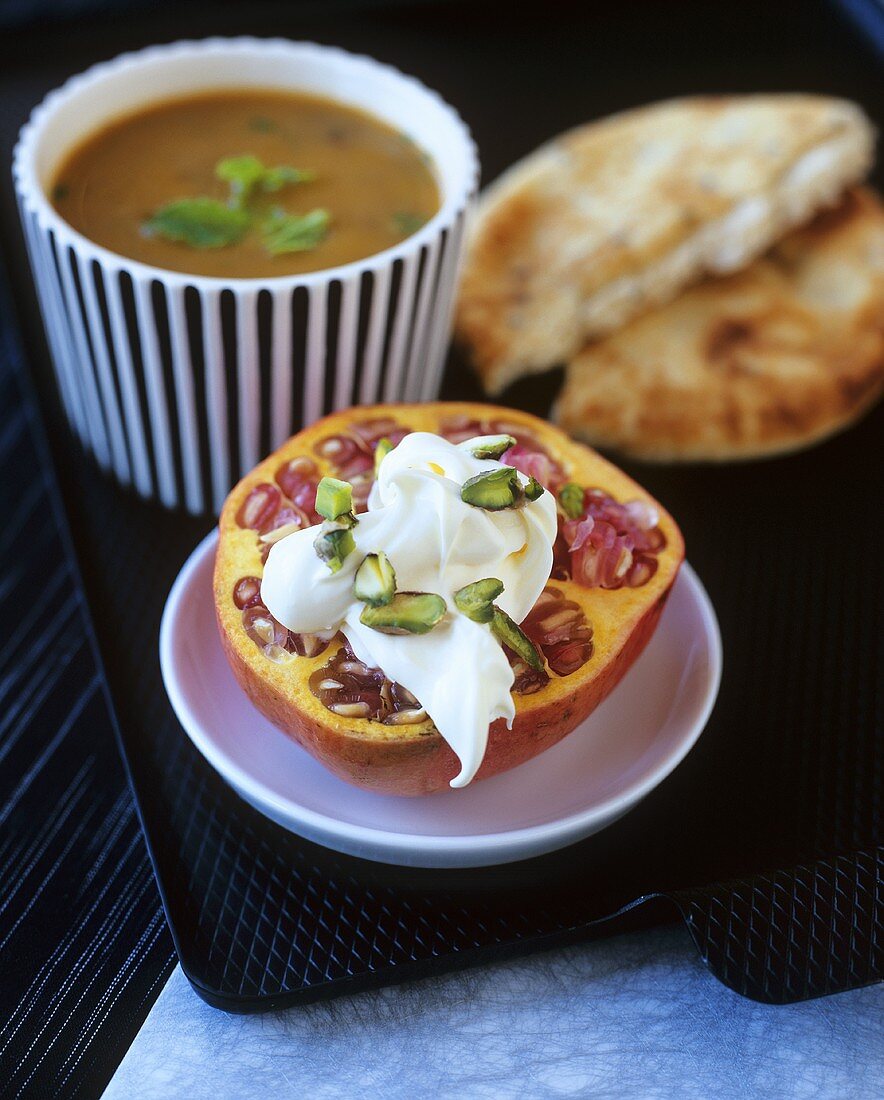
left=216, top=155, right=267, bottom=207
left=143, top=155, right=321, bottom=253
left=262, top=208, right=331, bottom=255
left=142, top=199, right=251, bottom=249
left=261, top=165, right=316, bottom=192
left=216, top=155, right=315, bottom=207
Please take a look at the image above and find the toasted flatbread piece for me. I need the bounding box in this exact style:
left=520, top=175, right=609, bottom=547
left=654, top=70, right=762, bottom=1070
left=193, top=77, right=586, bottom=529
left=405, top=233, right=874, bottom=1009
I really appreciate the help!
left=457, top=95, right=875, bottom=393
left=555, top=188, right=884, bottom=462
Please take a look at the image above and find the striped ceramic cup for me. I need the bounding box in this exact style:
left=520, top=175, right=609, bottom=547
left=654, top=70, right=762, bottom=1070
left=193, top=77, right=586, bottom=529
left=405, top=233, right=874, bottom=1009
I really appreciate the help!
left=13, top=38, right=478, bottom=514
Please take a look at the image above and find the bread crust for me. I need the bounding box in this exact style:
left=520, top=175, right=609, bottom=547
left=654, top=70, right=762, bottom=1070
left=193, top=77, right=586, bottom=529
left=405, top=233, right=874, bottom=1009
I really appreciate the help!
left=455, top=95, right=875, bottom=393
left=556, top=188, right=884, bottom=461
left=214, top=404, right=684, bottom=795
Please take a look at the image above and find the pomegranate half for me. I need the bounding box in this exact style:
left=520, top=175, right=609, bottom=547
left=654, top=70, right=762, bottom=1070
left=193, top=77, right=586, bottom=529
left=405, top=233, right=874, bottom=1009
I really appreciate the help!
left=214, top=403, right=685, bottom=795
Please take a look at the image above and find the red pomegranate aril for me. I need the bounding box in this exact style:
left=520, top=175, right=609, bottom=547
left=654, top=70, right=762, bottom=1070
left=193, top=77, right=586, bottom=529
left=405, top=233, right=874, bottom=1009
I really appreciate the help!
left=534, top=606, right=583, bottom=646
left=335, top=451, right=374, bottom=483
left=349, top=417, right=401, bottom=443
left=233, top=576, right=262, bottom=610
left=350, top=475, right=373, bottom=513
left=520, top=585, right=595, bottom=677
left=511, top=659, right=550, bottom=695
left=309, top=643, right=431, bottom=723
left=438, top=414, right=483, bottom=444
left=546, top=637, right=594, bottom=677
left=640, top=527, right=667, bottom=554
left=236, top=483, right=281, bottom=531
left=242, top=604, right=289, bottom=651
left=557, top=486, right=666, bottom=590
left=627, top=554, right=658, bottom=587
left=570, top=519, right=634, bottom=589
left=275, top=456, right=320, bottom=519
left=315, top=434, right=364, bottom=465
left=261, top=503, right=310, bottom=536
left=503, top=444, right=564, bottom=491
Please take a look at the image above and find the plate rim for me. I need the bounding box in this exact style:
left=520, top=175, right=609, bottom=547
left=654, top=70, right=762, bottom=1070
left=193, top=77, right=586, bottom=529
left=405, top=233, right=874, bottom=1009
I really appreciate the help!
left=160, top=531, right=722, bottom=867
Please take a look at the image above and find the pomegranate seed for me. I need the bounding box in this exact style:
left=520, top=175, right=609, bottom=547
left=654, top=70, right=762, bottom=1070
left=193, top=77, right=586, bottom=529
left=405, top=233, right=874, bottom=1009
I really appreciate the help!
left=242, top=604, right=288, bottom=650
left=350, top=475, right=373, bottom=513
left=335, top=451, right=374, bottom=482
left=438, top=414, right=483, bottom=444
left=275, top=456, right=320, bottom=519
left=502, top=444, right=565, bottom=491
left=546, top=637, right=594, bottom=676
left=383, top=707, right=428, bottom=725
left=511, top=660, right=550, bottom=695
left=236, top=483, right=282, bottom=531
left=330, top=701, right=372, bottom=718
left=627, top=555, right=658, bottom=587
left=557, top=486, right=666, bottom=589
left=233, top=576, right=262, bottom=610
left=349, top=417, right=402, bottom=443
left=309, top=642, right=429, bottom=722
left=518, top=585, right=595, bottom=679
left=260, top=503, right=310, bottom=537
left=315, top=434, right=363, bottom=464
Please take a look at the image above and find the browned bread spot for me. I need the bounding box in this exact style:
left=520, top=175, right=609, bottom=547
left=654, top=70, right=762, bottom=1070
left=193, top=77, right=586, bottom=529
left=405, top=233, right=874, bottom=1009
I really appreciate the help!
left=556, top=188, right=884, bottom=461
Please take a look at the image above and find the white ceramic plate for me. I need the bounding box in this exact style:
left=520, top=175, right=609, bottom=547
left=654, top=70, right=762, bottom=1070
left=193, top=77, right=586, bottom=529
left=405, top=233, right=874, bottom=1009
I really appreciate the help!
left=160, top=533, right=721, bottom=868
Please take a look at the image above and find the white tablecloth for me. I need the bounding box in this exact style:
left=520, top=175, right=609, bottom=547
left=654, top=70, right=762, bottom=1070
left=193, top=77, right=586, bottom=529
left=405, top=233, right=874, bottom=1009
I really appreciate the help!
left=102, top=923, right=883, bottom=1098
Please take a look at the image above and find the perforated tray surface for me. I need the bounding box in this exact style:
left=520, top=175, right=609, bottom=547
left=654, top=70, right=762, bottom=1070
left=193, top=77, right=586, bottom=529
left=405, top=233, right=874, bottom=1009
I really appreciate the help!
left=0, top=0, right=880, bottom=1072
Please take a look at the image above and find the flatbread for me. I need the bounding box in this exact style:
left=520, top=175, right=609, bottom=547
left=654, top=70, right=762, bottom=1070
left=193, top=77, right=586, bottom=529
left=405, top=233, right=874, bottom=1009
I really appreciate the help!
left=456, top=95, right=875, bottom=393
left=554, top=187, right=884, bottom=462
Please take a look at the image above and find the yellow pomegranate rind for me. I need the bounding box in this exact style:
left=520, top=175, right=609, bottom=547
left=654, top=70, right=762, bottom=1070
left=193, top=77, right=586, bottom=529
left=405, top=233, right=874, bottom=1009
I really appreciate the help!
left=214, top=403, right=685, bottom=795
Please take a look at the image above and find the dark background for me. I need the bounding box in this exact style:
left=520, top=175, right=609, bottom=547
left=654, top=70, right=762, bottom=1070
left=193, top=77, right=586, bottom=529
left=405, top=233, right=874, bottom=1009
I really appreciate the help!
left=0, top=2, right=881, bottom=1097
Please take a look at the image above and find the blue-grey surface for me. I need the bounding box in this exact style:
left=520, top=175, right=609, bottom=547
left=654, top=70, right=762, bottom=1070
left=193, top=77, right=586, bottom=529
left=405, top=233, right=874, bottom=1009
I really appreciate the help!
left=102, top=924, right=883, bottom=1099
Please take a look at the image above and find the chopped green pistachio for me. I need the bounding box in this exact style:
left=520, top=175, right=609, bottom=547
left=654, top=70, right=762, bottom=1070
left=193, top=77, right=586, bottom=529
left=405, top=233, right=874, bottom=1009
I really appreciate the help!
left=313, top=525, right=356, bottom=573
left=52, top=183, right=70, bottom=203
left=262, top=208, right=330, bottom=255
left=315, top=476, right=353, bottom=521
left=463, top=434, right=517, bottom=460
left=461, top=467, right=522, bottom=511
left=360, top=592, right=446, bottom=635
left=525, top=476, right=544, bottom=501
left=354, top=552, right=397, bottom=607
left=454, top=578, right=504, bottom=623
left=558, top=482, right=585, bottom=520
left=142, top=198, right=250, bottom=249
left=374, top=437, right=394, bottom=477
left=491, top=607, right=544, bottom=670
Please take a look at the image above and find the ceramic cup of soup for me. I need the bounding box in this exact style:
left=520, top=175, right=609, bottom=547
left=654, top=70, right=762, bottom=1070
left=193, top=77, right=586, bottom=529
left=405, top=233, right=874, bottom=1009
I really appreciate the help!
left=13, top=38, right=478, bottom=513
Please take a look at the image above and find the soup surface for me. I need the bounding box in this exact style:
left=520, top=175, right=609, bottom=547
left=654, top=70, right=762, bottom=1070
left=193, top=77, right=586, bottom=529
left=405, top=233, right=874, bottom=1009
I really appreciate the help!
left=51, top=90, right=440, bottom=278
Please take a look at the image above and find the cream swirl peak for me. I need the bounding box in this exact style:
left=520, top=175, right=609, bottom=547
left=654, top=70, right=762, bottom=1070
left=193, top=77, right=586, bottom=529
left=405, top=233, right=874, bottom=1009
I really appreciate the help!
left=260, top=431, right=558, bottom=787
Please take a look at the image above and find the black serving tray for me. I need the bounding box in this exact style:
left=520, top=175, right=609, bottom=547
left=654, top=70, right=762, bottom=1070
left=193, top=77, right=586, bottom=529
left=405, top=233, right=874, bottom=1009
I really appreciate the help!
left=0, top=0, right=881, bottom=1032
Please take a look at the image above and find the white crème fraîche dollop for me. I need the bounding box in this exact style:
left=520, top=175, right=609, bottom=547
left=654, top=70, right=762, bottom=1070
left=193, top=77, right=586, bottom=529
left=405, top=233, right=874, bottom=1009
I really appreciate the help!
left=260, top=431, right=558, bottom=788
